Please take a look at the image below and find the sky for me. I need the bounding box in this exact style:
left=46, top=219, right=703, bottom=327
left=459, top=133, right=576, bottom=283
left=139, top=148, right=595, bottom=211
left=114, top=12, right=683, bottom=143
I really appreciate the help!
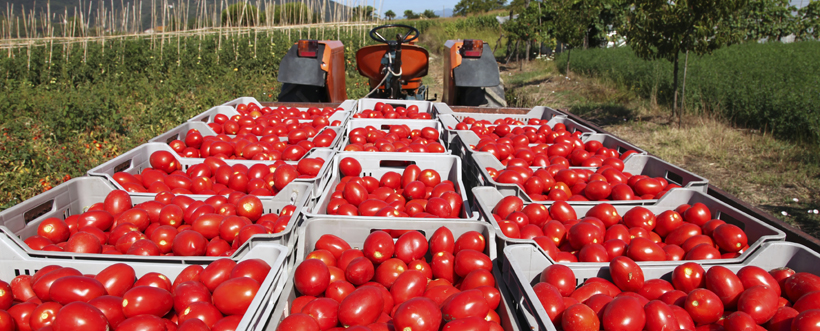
left=377, top=0, right=460, bottom=17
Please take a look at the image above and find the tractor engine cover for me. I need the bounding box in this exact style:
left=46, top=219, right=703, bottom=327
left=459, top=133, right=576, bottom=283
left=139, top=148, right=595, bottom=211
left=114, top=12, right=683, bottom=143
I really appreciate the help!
left=453, top=43, right=500, bottom=87
left=278, top=44, right=327, bottom=87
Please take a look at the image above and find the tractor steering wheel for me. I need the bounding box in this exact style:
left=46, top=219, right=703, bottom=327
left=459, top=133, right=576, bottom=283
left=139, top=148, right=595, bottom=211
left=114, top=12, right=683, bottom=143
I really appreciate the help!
left=368, top=24, right=420, bottom=44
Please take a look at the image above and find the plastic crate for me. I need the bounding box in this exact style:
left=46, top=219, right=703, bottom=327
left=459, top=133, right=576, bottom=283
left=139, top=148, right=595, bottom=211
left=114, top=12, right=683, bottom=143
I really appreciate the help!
left=354, top=98, right=434, bottom=118
left=451, top=130, right=646, bottom=160
left=471, top=153, right=709, bottom=203
left=432, top=103, right=565, bottom=121
left=263, top=218, right=517, bottom=330
left=304, top=152, right=478, bottom=221
left=87, top=143, right=335, bottom=199
left=502, top=241, right=820, bottom=331
left=339, top=119, right=449, bottom=153
left=150, top=121, right=345, bottom=151
left=188, top=98, right=355, bottom=127
left=438, top=113, right=597, bottom=147
left=0, top=226, right=287, bottom=331
left=472, top=186, right=786, bottom=266
left=0, top=176, right=311, bottom=261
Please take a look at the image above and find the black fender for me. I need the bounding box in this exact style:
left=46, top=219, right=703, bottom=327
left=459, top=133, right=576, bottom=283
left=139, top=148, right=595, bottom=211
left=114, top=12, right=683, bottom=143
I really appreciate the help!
left=277, top=44, right=327, bottom=87
left=453, top=43, right=501, bottom=88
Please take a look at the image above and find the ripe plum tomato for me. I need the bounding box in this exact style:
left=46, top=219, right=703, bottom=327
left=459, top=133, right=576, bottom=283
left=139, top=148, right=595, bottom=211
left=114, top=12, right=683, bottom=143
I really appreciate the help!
left=533, top=283, right=564, bottom=322
left=94, top=263, right=136, bottom=297
left=792, top=310, right=820, bottom=330
left=738, top=285, right=778, bottom=324
left=213, top=277, right=260, bottom=315
left=393, top=298, right=442, bottom=331
left=277, top=313, right=320, bottom=331
left=644, top=300, right=678, bottom=331
left=294, top=259, right=330, bottom=296
left=49, top=276, right=106, bottom=304
left=602, top=296, right=646, bottom=331
left=339, top=157, right=362, bottom=177
left=562, top=303, right=600, bottom=331
left=430, top=227, right=455, bottom=254
left=363, top=231, right=395, bottom=264
left=52, top=302, right=109, bottom=331
left=609, top=256, right=645, bottom=292
left=539, top=264, right=576, bottom=297
left=705, top=266, right=745, bottom=310
left=684, top=289, right=724, bottom=325
left=338, top=286, right=384, bottom=327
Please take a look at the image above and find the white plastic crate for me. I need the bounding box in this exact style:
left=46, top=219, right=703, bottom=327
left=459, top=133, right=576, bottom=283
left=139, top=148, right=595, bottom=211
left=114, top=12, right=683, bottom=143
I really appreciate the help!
left=0, top=227, right=287, bottom=331
left=339, top=119, right=449, bottom=153
left=432, top=103, right=566, bottom=122
left=304, top=152, right=478, bottom=221
left=472, top=186, right=785, bottom=267
left=263, top=218, right=521, bottom=330
left=0, top=176, right=311, bottom=261
left=438, top=113, right=597, bottom=147
left=87, top=143, right=335, bottom=199
left=150, top=121, right=345, bottom=151
left=452, top=130, right=646, bottom=160
left=189, top=98, right=355, bottom=127
left=354, top=98, right=434, bottom=118
left=471, top=153, right=709, bottom=203
left=503, top=241, right=819, bottom=331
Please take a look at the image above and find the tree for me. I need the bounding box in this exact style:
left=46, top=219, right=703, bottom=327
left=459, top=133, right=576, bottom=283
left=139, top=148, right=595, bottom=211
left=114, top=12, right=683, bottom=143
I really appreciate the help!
left=797, top=0, right=820, bottom=40
left=453, top=0, right=506, bottom=16
left=404, top=10, right=421, bottom=19
left=724, top=0, right=797, bottom=42
left=351, top=6, right=375, bottom=21
left=627, top=0, right=747, bottom=126
left=422, top=9, right=440, bottom=18
left=384, top=10, right=397, bottom=20
left=222, top=3, right=265, bottom=26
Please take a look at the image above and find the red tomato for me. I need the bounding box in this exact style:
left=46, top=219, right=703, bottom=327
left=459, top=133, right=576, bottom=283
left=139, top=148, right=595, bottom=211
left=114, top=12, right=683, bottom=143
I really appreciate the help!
left=562, top=303, right=600, bottom=331
left=314, top=234, right=351, bottom=260
left=737, top=265, right=781, bottom=297
left=363, top=231, right=396, bottom=264
left=603, top=296, right=646, bottom=331
left=712, top=224, right=748, bottom=253
left=52, top=302, right=109, bottom=331
left=277, top=313, right=320, bottom=331
left=294, top=259, right=330, bottom=297
left=539, top=264, right=576, bottom=297
left=454, top=249, right=492, bottom=278
left=626, top=237, right=666, bottom=261
left=173, top=281, right=212, bottom=313
left=212, top=277, right=259, bottom=315
left=533, top=283, right=565, bottom=323
left=390, top=270, right=427, bottom=305
left=300, top=298, right=339, bottom=330
left=338, top=286, right=384, bottom=327
left=644, top=300, right=679, bottom=331
left=199, top=259, right=237, bottom=292
left=738, top=285, right=779, bottom=324
left=49, top=276, right=106, bottom=304
left=121, top=286, right=173, bottom=317
left=393, top=297, right=442, bottom=331
left=441, top=289, right=490, bottom=322
left=684, top=289, right=724, bottom=325
left=682, top=203, right=711, bottom=227
left=705, top=266, right=745, bottom=310
left=791, top=310, right=820, bottom=330
left=339, top=157, right=362, bottom=177
left=230, top=258, right=272, bottom=284
left=88, top=296, right=126, bottom=329
left=395, top=231, right=429, bottom=264
left=609, top=256, right=645, bottom=292
left=178, top=301, right=223, bottom=328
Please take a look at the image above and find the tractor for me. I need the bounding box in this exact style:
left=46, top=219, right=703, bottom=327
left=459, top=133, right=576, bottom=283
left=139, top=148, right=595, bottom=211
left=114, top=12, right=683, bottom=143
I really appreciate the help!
left=276, top=24, right=506, bottom=107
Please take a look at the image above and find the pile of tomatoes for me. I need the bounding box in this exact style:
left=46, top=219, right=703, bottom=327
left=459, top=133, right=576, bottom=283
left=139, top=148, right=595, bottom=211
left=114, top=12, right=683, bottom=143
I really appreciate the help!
left=208, top=104, right=344, bottom=136
left=485, top=160, right=681, bottom=202
left=324, top=157, right=465, bottom=218
left=491, top=198, right=750, bottom=262
left=0, top=258, right=271, bottom=330
left=168, top=127, right=338, bottom=161
left=26, top=189, right=296, bottom=256
left=111, top=150, right=324, bottom=196
left=534, top=255, right=820, bottom=331
left=455, top=116, right=558, bottom=127
left=353, top=103, right=433, bottom=119
left=279, top=227, right=501, bottom=331
left=342, top=125, right=446, bottom=153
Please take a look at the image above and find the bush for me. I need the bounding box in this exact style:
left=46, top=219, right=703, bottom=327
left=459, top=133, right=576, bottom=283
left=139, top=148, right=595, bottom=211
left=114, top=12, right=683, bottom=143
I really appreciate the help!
left=557, top=42, right=820, bottom=143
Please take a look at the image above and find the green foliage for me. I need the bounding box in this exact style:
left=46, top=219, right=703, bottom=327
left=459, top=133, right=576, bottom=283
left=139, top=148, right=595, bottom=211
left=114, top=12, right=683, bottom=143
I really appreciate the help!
left=422, top=10, right=440, bottom=19
left=268, top=2, right=318, bottom=25
left=221, top=3, right=265, bottom=26
left=724, top=0, right=797, bottom=42
left=557, top=43, right=820, bottom=143
left=384, top=10, right=397, bottom=20
left=0, top=25, right=373, bottom=209
left=351, top=6, right=375, bottom=21
left=404, top=10, right=421, bottom=19
left=797, top=0, right=820, bottom=40
left=453, top=0, right=506, bottom=16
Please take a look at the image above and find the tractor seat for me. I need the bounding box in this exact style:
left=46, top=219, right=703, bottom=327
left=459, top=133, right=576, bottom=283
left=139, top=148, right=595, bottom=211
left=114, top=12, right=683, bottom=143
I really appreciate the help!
left=356, top=44, right=429, bottom=82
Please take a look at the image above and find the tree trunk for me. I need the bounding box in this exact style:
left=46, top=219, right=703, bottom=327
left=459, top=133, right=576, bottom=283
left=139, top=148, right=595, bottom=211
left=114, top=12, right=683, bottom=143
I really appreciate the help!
left=584, top=30, right=588, bottom=49
left=565, top=48, right=571, bottom=76
left=672, top=51, right=679, bottom=125
left=681, top=50, right=689, bottom=128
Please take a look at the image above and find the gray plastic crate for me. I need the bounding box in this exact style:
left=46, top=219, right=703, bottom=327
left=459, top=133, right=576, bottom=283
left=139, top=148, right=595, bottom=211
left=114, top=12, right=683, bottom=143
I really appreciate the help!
left=339, top=119, right=449, bottom=153
left=263, top=218, right=512, bottom=330
left=0, top=176, right=311, bottom=261
left=503, top=241, right=820, bottom=331
left=471, top=153, right=709, bottom=204
left=150, top=121, right=345, bottom=151
left=189, top=98, right=355, bottom=127
left=354, top=98, right=434, bottom=118
left=472, top=186, right=785, bottom=267
left=87, top=143, right=335, bottom=199
left=432, top=103, right=565, bottom=122
left=452, top=130, right=646, bottom=160
left=304, top=152, right=478, bottom=221
left=438, top=113, right=597, bottom=147
left=0, top=225, right=287, bottom=331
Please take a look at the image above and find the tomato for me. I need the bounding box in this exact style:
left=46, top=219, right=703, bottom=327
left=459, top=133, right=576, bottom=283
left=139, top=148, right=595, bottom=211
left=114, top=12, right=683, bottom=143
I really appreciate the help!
left=585, top=204, right=621, bottom=228
left=737, top=285, right=779, bottom=325
left=363, top=231, right=395, bottom=264
left=178, top=301, right=223, bottom=328
left=345, top=257, right=375, bottom=286
left=791, top=310, right=820, bottom=330
left=390, top=270, right=427, bottom=305
left=562, top=303, right=600, bottom=331
left=87, top=296, right=125, bottom=329
left=770, top=268, right=796, bottom=296
left=460, top=269, right=495, bottom=291
left=579, top=243, right=610, bottom=262
left=199, top=259, right=237, bottom=292
left=441, top=289, right=490, bottom=322
left=294, top=259, right=330, bottom=296
left=654, top=210, right=683, bottom=237
left=277, top=313, right=320, bottom=331
left=705, top=266, right=745, bottom=310
left=737, top=266, right=781, bottom=297
left=665, top=223, right=703, bottom=247
left=338, top=286, right=384, bottom=327
left=644, top=300, right=679, bottom=331
left=609, top=256, right=645, bottom=292
left=339, top=157, right=362, bottom=177
left=682, top=203, right=711, bottom=227
left=549, top=201, right=577, bottom=222
left=52, top=302, right=109, bottom=331
left=231, top=258, right=272, bottom=284
left=766, top=306, right=798, bottom=331
left=212, top=315, right=243, bottom=331
left=393, top=297, right=442, bottom=331
left=37, top=218, right=71, bottom=244
left=395, top=231, right=429, bottom=264
left=794, top=291, right=820, bottom=313
left=173, top=265, right=204, bottom=288
left=784, top=273, right=820, bottom=303
left=213, top=277, right=259, bottom=315
left=65, top=231, right=103, bottom=253
left=623, top=207, right=656, bottom=231
left=300, top=298, right=339, bottom=330
left=49, top=276, right=106, bottom=304
left=568, top=222, right=603, bottom=250
left=28, top=301, right=61, bottom=330
left=603, top=296, right=646, bottom=331
left=724, top=311, right=758, bottom=331
left=684, top=243, right=721, bottom=260
left=173, top=281, right=212, bottom=314
left=314, top=234, right=351, bottom=260
left=173, top=230, right=208, bottom=256
left=684, top=289, right=724, bottom=325
left=454, top=249, right=492, bottom=278
left=533, top=282, right=565, bottom=322
left=626, top=237, right=666, bottom=261
left=32, top=267, right=82, bottom=301
left=669, top=305, right=696, bottom=330
left=639, top=279, right=675, bottom=301
left=121, top=285, right=173, bottom=317
left=712, top=224, right=748, bottom=253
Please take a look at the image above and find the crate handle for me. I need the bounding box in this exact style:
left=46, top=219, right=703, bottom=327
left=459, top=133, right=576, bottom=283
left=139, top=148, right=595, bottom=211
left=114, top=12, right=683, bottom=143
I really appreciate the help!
left=23, top=199, right=55, bottom=224
left=717, top=211, right=745, bottom=230
left=379, top=160, right=416, bottom=168
left=165, top=134, right=180, bottom=144
left=518, top=296, right=540, bottom=331
left=665, top=170, right=684, bottom=186
left=113, top=159, right=133, bottom=173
